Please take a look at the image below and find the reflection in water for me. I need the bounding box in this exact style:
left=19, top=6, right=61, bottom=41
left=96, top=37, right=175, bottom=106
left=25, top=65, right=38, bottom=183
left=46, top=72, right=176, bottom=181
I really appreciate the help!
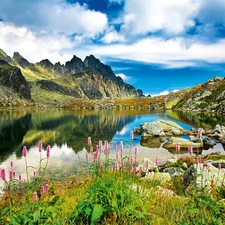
left=0, top=109, right=225, bottom=170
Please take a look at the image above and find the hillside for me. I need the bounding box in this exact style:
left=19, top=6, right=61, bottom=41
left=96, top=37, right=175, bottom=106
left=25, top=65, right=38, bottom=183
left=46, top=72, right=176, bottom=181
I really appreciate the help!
left=0, top=49, right=143, bottom=106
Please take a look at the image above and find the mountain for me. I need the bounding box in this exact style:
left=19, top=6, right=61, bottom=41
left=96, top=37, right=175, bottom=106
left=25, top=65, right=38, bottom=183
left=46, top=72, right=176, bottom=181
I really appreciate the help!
left=0, top=49, right=143, bottom=106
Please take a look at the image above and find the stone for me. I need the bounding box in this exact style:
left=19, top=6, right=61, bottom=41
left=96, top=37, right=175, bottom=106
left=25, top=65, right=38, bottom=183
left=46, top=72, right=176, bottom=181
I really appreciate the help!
left=141, top=121, right=165, bottom=137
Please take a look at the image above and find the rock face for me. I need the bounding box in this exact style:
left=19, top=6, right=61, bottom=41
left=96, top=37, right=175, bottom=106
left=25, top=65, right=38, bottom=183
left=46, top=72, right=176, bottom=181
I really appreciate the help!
left=0, top=48, right=143, bottom=105
left=0, top=60, right=31, bottom=100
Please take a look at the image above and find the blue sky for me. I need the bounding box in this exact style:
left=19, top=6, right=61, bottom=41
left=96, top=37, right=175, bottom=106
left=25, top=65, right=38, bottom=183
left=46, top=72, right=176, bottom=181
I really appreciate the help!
left=0, top=0, right=225, bottom=95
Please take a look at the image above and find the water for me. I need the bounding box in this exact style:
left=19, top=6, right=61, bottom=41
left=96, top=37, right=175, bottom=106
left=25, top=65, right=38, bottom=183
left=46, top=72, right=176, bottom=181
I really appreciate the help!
left=0, top=109, right=225, bottom=188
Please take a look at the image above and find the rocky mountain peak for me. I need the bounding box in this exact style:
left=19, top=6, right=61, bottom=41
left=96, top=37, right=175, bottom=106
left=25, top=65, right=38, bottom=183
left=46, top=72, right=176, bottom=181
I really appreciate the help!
left=65, top=55, right=88, bottom=74
left=0, top=49, right=14, bottom=64
left=13, top=52, right=30, bottom=68
left=37, top=59, right=54, bottom=70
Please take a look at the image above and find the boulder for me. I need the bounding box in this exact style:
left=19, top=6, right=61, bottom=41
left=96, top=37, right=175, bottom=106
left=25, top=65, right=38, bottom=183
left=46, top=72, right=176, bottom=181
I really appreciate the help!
left=141, top=121, right=165, bottom=137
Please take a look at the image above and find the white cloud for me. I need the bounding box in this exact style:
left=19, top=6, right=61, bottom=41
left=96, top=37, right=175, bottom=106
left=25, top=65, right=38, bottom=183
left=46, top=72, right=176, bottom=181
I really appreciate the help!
left=0, top=0, right=108, bottom=37
left=121, top=0, right=200, bottom=35
left=116, top=73, right=131, bottom=81
left=101, top=29, right=125, bottom=43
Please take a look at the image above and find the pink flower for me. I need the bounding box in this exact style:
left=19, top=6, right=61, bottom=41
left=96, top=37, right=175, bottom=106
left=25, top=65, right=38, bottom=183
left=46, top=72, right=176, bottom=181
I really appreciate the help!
left=120, top=141, right=123, bottom=150
left=130, top=155, right=134, bottom=165
left=33, top=191, right=38, bottom=201
left=10, top=161, right=13, bottom=168
left=22, top=146, right=27, bottom=157
left=188, top=146, right=193, bottom=155
left=46, top=145, right=51, bottom=158
left=9, top=170, right=13, bottom=181
left=38, top=141, right=42, bottom=152
left=196, top=155, right=201, bottom=164
left=96, top=145, right=99, bottom=152
left=18, top=174, right=22, bottom=181
left=41, top=185, right=45, bottom=195
left=197, top=128, right=203, bottom=138
left=134, top=146, right=138, bottom=156
left=145, top=160, right=149, bottom=168
left=130, top=131, right=134, bottom=140
left=1, top=169, right=6, bottom=180
left=45, top=184, right=49, bottom=192
left=133, top=166, right=137, bottom=174
left=93, top=151, right=98, bottom=162
left=203, top=161, right=209, bottom=168
left=13, top=171, right=16, bottom=178
left=218, top=163, right=222, bottom=170
left=155, top=156, right=159, bottom=167
left=86, top=152, right=89, bottom=160
left=176, top=144, right=180, bottom=152
left=88, top=137, right=92, bottom=146
left=116, top=150, right=119, bottom=159
left=114, top=142, right=117, bottom=150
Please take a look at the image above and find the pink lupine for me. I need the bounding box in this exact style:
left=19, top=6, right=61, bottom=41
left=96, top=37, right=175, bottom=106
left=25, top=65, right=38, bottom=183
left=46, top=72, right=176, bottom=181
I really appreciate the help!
left=218, top=163, right=222, bottom=170
left=188, top=146, right=193, bottom=155
left=145, top=160, right=149, bottom=168
left=203, top=161, right=209, bottom=168
left=13, top=171, right=16, bottom=178
left=10, top=161, right=13, bottom=168
left=133, top=166, right=137, bottom=174
left=1, top=169, right=6, bottom=180
left=130, top=155, right=134, bottom=165
left=130, top=131, right=134, bottom=140
left=18, top=174, right=22, bottom=181
left=114, top=142, right=117, bottom=150
left=99, top=140, right=102, bottom=150
left=22, top=146, right=27, bottom=157
left=88, top=137, right=92, bottom=146
left=155, top=156, right=159, bottom=167
left=45, top=184, right=49, bottom=192
left=9, top=170, right=13, bottom=181
left=176, top=144, right=180, bottom=152
left=196, top=155, right=201, bottom=164
left=41, top=185, right=45, bottom=195
left=134, top=146, right=138, bottom=156
left=116, top=150, right=119, bottom=159
left=46, top=145, right=51, bottom=158
left=38, top=141, right=42, bottom=152
left=93, top=151, right=98, bottom=162
left=197, top=128, right=203, bottom=138
left=33, top=191, right=38, bottom=201
left=86, top=152, right=89, bottom=160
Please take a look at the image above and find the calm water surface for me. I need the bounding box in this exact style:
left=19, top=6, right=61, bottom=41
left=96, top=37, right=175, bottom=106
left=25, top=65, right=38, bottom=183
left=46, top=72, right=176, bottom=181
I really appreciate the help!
left=0, top=109, right=225, bottom=187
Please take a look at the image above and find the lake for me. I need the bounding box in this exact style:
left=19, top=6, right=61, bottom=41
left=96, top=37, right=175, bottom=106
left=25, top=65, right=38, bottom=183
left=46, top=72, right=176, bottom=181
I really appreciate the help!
left=0, top=109, right=225, bottom=188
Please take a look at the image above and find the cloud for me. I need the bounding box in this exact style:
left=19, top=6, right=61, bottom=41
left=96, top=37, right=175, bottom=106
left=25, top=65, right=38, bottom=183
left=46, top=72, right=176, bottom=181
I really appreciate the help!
left=101, top=28, right=125, bottom=43
left=121, top=0, right=200, bottom=35
left=0, top=0, right=108, bottom=37
left=116, top=73, right=131, bottom=81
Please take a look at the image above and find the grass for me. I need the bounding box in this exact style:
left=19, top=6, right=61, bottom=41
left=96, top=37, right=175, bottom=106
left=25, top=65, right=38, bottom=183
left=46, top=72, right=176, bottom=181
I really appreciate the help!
left=1, top=140, right=225, bottom=224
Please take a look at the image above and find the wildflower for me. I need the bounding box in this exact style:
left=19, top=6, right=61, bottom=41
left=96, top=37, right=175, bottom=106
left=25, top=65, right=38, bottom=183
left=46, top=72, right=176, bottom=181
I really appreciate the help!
left=188, top=146, right=193, bottom=155
left=1, top=169, right=6, bottom=180
left=99, top=140, right=102, bottom=150
left=46, top=145, right=51, bottom=158
left=33, top=191, right=38, bottom=201
left=88, top=137, right=92, bottom=146
left=114, top=142, right=117, bottom=150
left=96, top=145, right=99, bottom=152
left=86, top=152, right=89, bottom=160
left=176, top=144, right=180, bottom=152
left=133, top=166, right=137, bottom=174
left=45, top=184, right=49, bottom=192
left=130, top=155, right=134, bottom=165
left=10, top=161, right=13, bottom=168
left=18, top=174, right=22, bottom=181
left=203, top=161, right=209, bottom=168
left=9, top=170, right=13, bottom=181
left=22, top=146, right=27, bottom=157
left=180, top=177, right=184, bottom=182
left=145, top=160, right=149, bottom=168
left=116, top=150, right=119, bottom=159
left=196, top=155, right=201, bottom=164
left=218, top=163, right=222, bottom=170
left=13, top=171, right=16, bottom=177
left=134, top=146, right=138, bottom=156
left=41, top=185, right=45, bottom=195
left=93, top=151, right=98, bottom=162
left=38, top=141, right=42, bottom=152
left=120, top=141, right=123, bottom=150
left=130, top=131, right=134, bottom=140
left=197, top=128, right=203, bottom=138
left=155, top=156, right=159, bottom=167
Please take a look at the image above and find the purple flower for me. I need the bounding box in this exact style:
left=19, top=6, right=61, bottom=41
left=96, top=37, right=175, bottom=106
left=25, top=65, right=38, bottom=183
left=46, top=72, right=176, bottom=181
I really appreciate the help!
left=46, top=145, right=51, bottom=158
left=33, top=191, right=38, bottom=201
left=38, top=141, right=42, bottom=152
left=22, top=146, right=27, bottom=157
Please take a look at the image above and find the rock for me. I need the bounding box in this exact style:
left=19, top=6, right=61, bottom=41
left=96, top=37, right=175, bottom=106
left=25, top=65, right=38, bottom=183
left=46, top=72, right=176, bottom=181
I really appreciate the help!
left=142, top=172, right=171, bottom=183
left=189, top=135, right=202, bottom=143
left=140, top=137, right=163, bottom=148
left=163, top=167, right=184, bottom=177
left=165, top=157, right=178, bottom=167
left=162, top=137, right=203, bottom=150
left=141, top=121, right=165, bottom=137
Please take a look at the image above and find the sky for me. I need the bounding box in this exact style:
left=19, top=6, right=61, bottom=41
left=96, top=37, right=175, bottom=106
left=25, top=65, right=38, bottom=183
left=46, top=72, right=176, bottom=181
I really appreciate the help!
left=0, top=0, right=225, bottom=96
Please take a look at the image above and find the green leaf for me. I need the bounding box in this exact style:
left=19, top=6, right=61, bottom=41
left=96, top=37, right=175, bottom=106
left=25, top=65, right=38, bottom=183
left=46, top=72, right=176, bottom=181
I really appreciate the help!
left=91, top=204, right=103, bottom=225
left=28, top=181, right=37, bottom=189
left=49, top=196, right=60, bottom=205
